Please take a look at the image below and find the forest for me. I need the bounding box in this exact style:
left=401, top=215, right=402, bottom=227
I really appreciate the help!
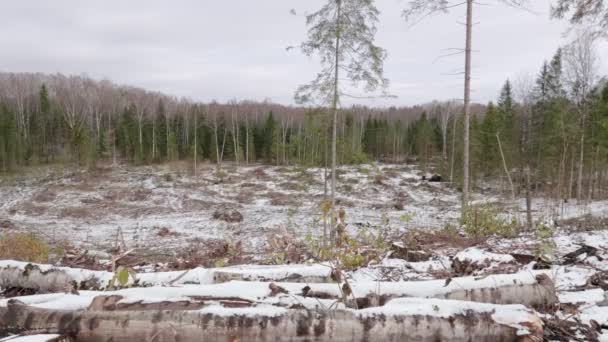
left=1, top=43, right=607, bottom=203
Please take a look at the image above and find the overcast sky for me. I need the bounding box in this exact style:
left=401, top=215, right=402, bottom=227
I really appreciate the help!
left=1, top=0, right=606, bottom=107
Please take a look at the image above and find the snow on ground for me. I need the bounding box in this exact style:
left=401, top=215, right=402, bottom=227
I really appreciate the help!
left=0, top=162, right=465, bottom=256
left=2, top=162, right=608, bottom=339
left=1, top=162, right=600, bottom=257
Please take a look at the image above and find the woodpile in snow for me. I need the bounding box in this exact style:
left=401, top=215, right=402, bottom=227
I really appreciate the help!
left=0, top=260, right=556, bottom=341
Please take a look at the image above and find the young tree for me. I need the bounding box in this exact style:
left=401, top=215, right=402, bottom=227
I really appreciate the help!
left=295, top=0, right=389, bottom=234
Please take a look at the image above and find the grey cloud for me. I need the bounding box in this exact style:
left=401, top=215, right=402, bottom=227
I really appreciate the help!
left=0, top=0, right=605, bottom=106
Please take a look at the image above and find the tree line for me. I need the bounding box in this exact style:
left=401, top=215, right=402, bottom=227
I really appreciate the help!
left=0, top=72, right=468, bottom=171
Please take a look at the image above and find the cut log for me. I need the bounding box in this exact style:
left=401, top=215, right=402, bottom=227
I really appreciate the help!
left=211, top=264, right=332, bottom=284
left=0, top=298, right=543, bottom=342
left=0, top=334, right=67, bottom=342
left=1, top=266, right=557, bottom=310
left=285, top=271, right=557, bottom=309
left=0, top=261, right=333, bottom=293
left=0, top=262, right=111, bottom=293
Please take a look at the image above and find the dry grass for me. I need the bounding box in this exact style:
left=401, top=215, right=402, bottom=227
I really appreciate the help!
left=279, top=182, right=308, bottom=192
left=18, top=202, right=47, bottom=216
left=232, top=190, right=255, bottom=204
left=32, top=189, right=57, bottom=203
left=181, top=198, right=214, bottom=211
left=59, top=207, right=91, bottom=219
left=0, top=219, right=16, bottom=230
left=240, top=182, right=267, bottom=191
left=156, top=226, right=178, bottom=237
left=0, top=233, right=49, bottom=263
left=266, top=192, right=299, bottom=207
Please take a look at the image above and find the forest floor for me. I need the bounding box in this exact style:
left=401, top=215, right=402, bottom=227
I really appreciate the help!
left=1, top=161, right=608, bottom=341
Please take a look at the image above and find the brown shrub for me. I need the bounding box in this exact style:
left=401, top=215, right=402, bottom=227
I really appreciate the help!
left=19, top=202, right=47, bottom=216
left=172, top=238, right=248, bottom=269
left=383, top=170, right=400, bottom=179
left=232, top=191, right=254, bottom=204
left=0, top=233, right=49, bottom=263
left=336, top=197, right=355, bottom=207
left=156, top=226, right=178, bottom=237
left=372, top=174, right=387, bottom=185
left=81, top=197, right=102, bottom=205
left=0, top=219, right=16, bottom=230
left=339, top=184, right=354, bottom=193
left=59, top=207, right=91, bottom=219
left=213, top=207, right=244, bottom=222
left=128, top=189, right=152, bottom=202
left=240, top=182, right=267, bottom=191
left=279, top=182, right=307, bottom=192
left=250, top=167, right=269, bottom=179
left=267, top=192, right=299, bottom=207
left=288, top=171, right=317, bottom=185
left=182, top=198, right=213, bottom=211
left=103, top=190, right=120, bottom=201
left=345, top=178, right=360, bottom=184
left=32, top=189, right=57, bottom=203
left=128, top=206, right=174, bottom=219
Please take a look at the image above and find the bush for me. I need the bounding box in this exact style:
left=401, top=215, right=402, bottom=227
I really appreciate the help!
left=0, top=233, right=49, bottom=263
left=462, top=204, right=518, bottom=238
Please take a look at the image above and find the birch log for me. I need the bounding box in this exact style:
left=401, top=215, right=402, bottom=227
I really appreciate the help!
left=0, top=298, right=543, bottom=342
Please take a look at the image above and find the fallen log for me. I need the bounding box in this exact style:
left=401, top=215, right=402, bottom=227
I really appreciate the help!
left=0, top=334, right=67, bottom=342
left=1, top=270, right=557, bottom=310
left=287, top=271, right=557, bottom=309
left=0, top=298, right=543, bottom=342
left=0, top=261, right=333, bottom=293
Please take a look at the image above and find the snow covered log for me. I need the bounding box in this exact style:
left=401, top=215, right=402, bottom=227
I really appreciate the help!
left=0, top=260, right=557, bottom=309
left=0, top=261, right=333, bottom=292
left=0, top=334, right=67, bottom=342
left=0, top=298, right=543, bottom=342
left=280, top=271, right=557, bottom=309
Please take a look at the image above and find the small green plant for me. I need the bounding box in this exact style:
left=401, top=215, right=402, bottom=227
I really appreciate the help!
left=109, top=266, right=137, bottom=289
left=535, top=222, right=556, bottom=262
left=214, top=237, right=243, bottom=267
left=462, top=204, right=518, bottom=238
left=304, top=232, right=332, bottom=261
left=399, top=212, right=416, bottom=223
left=286, top=207, right=299, bottom=234
left=357, top=165, right=372, bottom=175
left=441, top=223, right=459, bottom=236
left=215, top=170, right=228, bottom=181
left=303, top=206, right=389, bottom=271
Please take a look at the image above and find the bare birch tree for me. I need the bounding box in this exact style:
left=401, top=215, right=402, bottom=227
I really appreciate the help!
left=403, top=0, right=528, bottom=217
left=514, top=73, right=536, bottom=230
left=563, top=28, right=598, bottom=200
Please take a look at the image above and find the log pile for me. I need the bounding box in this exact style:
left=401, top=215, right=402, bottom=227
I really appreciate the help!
left=0, top=260, right=556, bottom=341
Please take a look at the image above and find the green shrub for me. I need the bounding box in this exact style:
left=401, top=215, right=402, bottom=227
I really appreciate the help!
left=441, top=223, right=459, bottom=236
left=535, top=222, right=556, bottom=262
left=462, top=204, right=518, bottom=238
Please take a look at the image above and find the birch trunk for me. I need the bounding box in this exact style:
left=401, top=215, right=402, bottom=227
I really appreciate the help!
left=462, top=0, right=473, bottom=216
left=496, top=133, right=515, bottom=200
